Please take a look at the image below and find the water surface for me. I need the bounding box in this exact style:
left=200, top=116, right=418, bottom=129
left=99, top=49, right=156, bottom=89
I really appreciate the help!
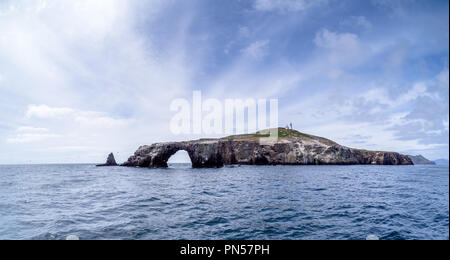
left=0, top=164, right=448, bottom=240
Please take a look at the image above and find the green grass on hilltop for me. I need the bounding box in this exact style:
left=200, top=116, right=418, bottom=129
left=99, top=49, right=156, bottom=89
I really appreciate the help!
left=221, top=127, right=338, bottom=145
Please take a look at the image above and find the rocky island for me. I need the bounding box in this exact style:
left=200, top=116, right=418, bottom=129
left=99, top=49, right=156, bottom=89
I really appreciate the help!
left=407, top=154, right=436, bottom=165
left=121, top=128, right=413, bottom=168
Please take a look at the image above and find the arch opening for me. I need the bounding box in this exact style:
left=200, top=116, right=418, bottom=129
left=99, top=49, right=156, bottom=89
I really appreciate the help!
left=167, top=150, right=192, bottom=168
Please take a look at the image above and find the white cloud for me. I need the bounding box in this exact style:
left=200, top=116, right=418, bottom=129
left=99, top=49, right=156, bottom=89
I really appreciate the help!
left=437, top=69, right=449, bottom=88
left=0, top=0, right=447, bottom=163
left=7, top=125, right=60, bottom=144
left=340, top=16, right=372, bottom=30
left=282, top=90, right=445, bottom=155
left=8, top=104, right=132, bottom=145
left=5, top=103, right=138, bottom=162
left=26, top=105, right=74, bottom=119
left=7, top=133, right=60, bottom=144
left=280, top=65, right=449, bottom=158
left=207, top=60, right=303, bottom=100
left=0, top=0, right=203, bottom=163
left=17, top=126, right=49, bottom=132
left=26, top=104, right=132, bottom=127
left=0, top=0, right=187, bottom=107
left=371, top=0, right=414, bottom=17
left=304, top=119, right=445, bottom=153
left=253, top=0, right=319, bottom=12
left=361, top=83, right=431, bottom=108
left=314, top=29, right=360, bottom=51
left=311, top=28, right=365, bottom=71
left=74, top=114, right=132, bottom=128
left=241, top=40, right=270, bottom=60
left=397, top=83, right=430, bottom=104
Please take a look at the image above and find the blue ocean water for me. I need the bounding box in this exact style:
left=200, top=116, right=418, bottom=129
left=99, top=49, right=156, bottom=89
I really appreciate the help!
left=0, top=164, right=448, bottom=240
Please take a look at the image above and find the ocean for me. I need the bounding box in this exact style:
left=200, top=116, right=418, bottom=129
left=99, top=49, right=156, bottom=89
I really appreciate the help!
left=0, top=164, right=448, bottom=240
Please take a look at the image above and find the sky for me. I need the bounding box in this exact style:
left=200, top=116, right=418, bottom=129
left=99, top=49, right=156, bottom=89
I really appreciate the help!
left=0, top=0, right=448, bottom=164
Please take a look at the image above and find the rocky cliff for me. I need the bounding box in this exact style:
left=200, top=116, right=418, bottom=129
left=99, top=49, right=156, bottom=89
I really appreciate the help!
left=122, top=128, right=413, bottom=168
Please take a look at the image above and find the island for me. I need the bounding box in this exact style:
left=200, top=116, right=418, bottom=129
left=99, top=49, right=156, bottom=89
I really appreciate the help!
left=434, top=159, right=449, bottom=166
left=407, top=155, right=436, bottom=165
left=120, top=128, right=413, bottom=168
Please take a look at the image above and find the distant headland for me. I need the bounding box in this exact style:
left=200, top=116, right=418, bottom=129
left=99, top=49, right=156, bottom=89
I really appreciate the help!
left=406, top=155, right=436, bottom=165
left=104, top=128, right=413, bottom=168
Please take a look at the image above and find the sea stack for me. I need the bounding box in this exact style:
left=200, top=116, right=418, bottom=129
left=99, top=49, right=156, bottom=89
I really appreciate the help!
left=96, top=153, right=118, bottom=167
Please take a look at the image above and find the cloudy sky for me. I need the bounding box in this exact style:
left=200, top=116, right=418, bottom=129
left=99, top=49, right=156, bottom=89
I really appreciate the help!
left=0, top=0, right=448, bottom=164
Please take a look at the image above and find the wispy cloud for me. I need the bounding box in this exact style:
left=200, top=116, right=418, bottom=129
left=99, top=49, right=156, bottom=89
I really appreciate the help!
left=0, top=0, right=448, bottom=162
left=314, top=29, right=360, bottom=51
left=253, top=0, right=324, bottom=12
left=7, top=133, right=61, bottom=144
left=340, top=16, right=372, bottom=30
left=26, top=104, right=132, bottom=127
left=17, top=126, right=49, bottom=133
left=241, top=40, right=270, bottom=60
left=26, top=105, right=74, bottom=119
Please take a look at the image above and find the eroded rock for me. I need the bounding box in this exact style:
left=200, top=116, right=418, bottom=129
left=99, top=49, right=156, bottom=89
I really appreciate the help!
left=122, top=128, right=413, bottom=168
left=96, top=153, right=118, bottom=167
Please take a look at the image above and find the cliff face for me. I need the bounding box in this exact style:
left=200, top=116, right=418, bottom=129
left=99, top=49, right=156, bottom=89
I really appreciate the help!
left=122, top=128, right=413, bottom=168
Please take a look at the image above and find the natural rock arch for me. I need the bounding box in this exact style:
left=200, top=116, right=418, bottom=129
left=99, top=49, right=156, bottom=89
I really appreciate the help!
left=147, top=143, right=193, bottom=168
left=123, top=141, right=224, bottom=168
left=167, top=150, right=192, bottom=165
left=158, top=147, right=194, bottom=167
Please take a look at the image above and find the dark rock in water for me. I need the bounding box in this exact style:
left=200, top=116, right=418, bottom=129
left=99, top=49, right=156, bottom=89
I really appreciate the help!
left=122, top=128, right=413, bottom=168
left=407, top=155, right=436, bottom=165
left=96, top=153, right=118, bottom=167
